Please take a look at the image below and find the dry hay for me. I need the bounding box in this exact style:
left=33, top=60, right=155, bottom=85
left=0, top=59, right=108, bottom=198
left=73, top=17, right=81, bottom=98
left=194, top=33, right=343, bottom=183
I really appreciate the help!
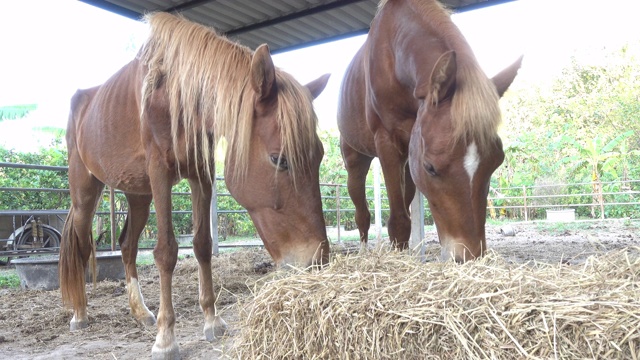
left=231, top=246, right=640, bottom=359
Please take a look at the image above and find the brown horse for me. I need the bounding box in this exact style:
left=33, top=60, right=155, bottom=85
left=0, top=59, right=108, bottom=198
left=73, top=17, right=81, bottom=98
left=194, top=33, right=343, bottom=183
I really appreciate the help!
left=337, top=0, right=522, bottom=262
left=59, top=12, right=330, bottom=360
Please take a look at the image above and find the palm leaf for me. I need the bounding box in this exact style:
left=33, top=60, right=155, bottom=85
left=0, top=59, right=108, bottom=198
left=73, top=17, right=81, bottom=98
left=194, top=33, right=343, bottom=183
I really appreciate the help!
left=0, top=104, right=37, bottom=120
left=601, top=130, right=634, bottom=153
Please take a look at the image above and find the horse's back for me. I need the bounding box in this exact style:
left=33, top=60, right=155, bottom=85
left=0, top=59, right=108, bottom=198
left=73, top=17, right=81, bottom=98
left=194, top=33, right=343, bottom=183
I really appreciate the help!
left=67, top=86, right=99, bottom=145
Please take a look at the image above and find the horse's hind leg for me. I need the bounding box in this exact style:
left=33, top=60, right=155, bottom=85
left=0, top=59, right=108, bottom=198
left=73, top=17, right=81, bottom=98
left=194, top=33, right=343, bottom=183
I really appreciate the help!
left=341, top=137, right=374, bottom=249
left=189, top=179, right=227, bottom=341
left=120, top=193, right=156, bottom=326
left=59, top=153, right=105, bottom=331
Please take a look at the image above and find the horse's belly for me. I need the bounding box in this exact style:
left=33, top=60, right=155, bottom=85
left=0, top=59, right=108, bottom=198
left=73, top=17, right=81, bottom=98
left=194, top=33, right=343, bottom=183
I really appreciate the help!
left=88, top=152, right=152, bottom=194
left=76, top=128, right=152, bottom=194
left=343, top=125, right=376, bottom=157
left=338, top=98, right=376, bottom=157
left=107, top=162, right=152, bottom=194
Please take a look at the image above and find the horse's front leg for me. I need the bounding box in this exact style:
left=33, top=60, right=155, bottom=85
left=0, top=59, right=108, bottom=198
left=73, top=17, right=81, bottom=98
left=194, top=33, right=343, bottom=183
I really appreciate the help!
left=189, top=179, right=227, bottom=341
left=375, top=130, right=413, bottom=250
left=121, top=193, right=156, bottom=326
left=148, top=166, right=180, bottom=360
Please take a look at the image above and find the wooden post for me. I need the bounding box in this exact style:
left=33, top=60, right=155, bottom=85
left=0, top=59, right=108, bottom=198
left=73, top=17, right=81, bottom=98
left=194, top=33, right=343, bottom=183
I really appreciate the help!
left=373, top=158, right=382, bottom=241
left=109, top=187, right=116, bottom=251
left=410, top=191, right=426, bottom=261
left=210, top=165, right=219, bottom=256
left=335, top=184, right=341, bottom=243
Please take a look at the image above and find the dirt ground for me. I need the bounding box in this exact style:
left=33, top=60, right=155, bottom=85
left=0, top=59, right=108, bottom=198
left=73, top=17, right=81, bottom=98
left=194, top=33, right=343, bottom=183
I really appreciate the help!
left=0, top=219, right=638, bottom=359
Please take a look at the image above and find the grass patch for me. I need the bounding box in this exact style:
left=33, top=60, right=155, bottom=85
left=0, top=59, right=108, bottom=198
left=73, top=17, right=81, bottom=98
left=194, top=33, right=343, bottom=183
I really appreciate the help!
left=486, top=218, right=513, bottom=226
left=535, top=221, right=594, bottom=234
left=136, top=253, right=155, bottom=266
left=0, top=270, right=20, bottom=289
left=136, top=252, right=188, bottom=266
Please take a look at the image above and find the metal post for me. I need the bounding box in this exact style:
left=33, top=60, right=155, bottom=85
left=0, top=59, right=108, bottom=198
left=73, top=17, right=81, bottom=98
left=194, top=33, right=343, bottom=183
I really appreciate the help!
left=410, top=192, right=426, bottom=261
left=210, top=165, right=219, bottom=256
left=373, top=158, right=382, bottom=241
left=335, top=184, right=341, bottom=243
left=523, top=185, right=528, bottom=222
left=109, top=187, right=116, bottom=251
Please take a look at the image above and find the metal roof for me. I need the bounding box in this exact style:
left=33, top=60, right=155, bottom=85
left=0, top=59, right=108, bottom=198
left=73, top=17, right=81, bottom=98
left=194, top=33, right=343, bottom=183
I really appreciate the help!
left=80, top=0, right=516, bottom=53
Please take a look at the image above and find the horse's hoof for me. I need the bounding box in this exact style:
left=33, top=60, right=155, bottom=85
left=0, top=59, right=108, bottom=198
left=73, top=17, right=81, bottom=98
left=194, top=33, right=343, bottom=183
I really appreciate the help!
left=140, top=314, right=157, bottom=327
left=358, top=244, right=368, bottom=254
left=203, top=315, right=227, bottom=342
left=151, top=343, right=180, bottom=360
left=69, top=319, right=88, bottom=331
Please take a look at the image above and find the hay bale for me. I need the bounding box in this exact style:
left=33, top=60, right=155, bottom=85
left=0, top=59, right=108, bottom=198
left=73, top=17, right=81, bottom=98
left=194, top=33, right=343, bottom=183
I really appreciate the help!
left=232, top=246, right=640, bottom=359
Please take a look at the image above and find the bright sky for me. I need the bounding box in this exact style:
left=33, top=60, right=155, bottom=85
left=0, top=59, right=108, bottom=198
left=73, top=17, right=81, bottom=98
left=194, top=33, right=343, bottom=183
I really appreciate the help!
left=1, top=0, right=639, bottom=151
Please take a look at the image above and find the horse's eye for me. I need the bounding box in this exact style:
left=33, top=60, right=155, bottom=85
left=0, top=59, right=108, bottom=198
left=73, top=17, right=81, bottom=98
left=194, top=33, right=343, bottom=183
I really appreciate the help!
left=270, top=154, right=289, bottom=171
left=425, top=162, right=437, bottom=176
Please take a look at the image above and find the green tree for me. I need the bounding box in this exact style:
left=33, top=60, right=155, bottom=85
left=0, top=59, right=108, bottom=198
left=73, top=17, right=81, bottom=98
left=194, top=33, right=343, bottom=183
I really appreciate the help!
left=0, top=138, right=69, bottom=211
left=498, top=44, right=640, bottom=190
left=561, top=130, right=634, bottom=218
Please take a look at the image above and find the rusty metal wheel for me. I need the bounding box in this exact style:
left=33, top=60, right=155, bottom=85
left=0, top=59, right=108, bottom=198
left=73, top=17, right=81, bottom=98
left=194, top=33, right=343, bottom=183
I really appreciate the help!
left=13, top=224, right=61, bottom=252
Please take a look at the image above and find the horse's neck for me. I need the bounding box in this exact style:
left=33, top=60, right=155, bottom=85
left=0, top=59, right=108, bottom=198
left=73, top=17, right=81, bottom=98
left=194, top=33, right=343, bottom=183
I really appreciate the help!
left=381, top=1, right=476, bottom=89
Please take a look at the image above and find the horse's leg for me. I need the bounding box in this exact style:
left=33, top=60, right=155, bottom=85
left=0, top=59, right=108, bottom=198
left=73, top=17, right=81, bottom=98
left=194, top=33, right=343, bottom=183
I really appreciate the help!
left=188, top=179, right=227, bottom=341
left=148, top=167, right=180, bottom=360
left=340, top=137, right=374, bottom=249
left=375, top=133, right=412, bottom=250
left=120, top=193, right=156, bottom=326
left=59, top=151, right=105, bottom=331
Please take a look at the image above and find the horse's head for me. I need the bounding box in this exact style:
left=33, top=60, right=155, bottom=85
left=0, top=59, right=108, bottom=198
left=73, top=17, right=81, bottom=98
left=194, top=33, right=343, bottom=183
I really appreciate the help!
left=225, top=45, right=331, bottom=267
left=409, top=51, right=522, bottom=263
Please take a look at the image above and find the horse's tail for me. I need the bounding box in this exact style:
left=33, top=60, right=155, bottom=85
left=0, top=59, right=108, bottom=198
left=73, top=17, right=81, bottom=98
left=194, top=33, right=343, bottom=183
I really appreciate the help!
left=59, top=207, right=97, bottom=309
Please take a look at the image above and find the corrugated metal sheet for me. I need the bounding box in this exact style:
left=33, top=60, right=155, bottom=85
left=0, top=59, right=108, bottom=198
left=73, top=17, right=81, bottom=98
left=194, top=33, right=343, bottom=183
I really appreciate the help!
left=80, top=0, right=516, bottom=53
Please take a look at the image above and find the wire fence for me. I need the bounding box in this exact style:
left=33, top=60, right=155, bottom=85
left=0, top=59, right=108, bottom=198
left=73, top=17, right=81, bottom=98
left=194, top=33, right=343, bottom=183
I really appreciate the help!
left=487, top=180, right=640, bottom=221
left=1, top=162, right=639, bottom=256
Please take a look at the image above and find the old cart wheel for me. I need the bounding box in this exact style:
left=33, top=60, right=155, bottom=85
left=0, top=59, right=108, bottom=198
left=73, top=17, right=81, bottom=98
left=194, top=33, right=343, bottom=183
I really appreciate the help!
left=14, top=225, right=61, bottom=252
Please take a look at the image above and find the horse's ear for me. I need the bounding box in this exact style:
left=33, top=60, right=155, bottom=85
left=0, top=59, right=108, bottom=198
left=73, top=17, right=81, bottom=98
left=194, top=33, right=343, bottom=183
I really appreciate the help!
left=305, top=73, right=331, bottom=99
left=415, top=50, right=457, bottom=103
left=250, top=44, right=277, bottom=100
left=492, top=55, right=523, bottom=97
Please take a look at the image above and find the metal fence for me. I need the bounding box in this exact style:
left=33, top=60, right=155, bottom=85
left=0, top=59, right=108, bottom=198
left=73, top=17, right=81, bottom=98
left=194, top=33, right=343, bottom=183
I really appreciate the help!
left=487, top=180, right=640, bottom=221
left=0, top=162, right=384, bottom=256
left=1, top=161, right=639, bottom=257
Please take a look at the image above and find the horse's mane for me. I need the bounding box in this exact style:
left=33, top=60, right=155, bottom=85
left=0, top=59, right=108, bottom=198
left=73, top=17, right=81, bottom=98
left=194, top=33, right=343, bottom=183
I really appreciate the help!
left=139, top=12, right=319, bottom=183
left=379, top=0, right=501, bottom=153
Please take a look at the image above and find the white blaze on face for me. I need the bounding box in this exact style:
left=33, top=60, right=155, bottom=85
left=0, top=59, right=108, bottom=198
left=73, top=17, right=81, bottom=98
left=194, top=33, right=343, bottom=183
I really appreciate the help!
left=463, top=142, right=480, bottom=185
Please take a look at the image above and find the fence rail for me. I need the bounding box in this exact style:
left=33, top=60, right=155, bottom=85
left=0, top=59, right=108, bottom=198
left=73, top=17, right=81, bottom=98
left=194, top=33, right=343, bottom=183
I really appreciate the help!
left=486, top=179, right=640, bottom=221
left=1, top=162, right=639, bottom=257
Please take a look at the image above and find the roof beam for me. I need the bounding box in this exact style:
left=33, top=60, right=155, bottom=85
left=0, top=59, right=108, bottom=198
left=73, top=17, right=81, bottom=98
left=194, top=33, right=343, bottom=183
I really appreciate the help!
left=454, top=0, right=518, bottom=13
left=271, top=28, right=369, bottom=54
left=225, top=0, right=369, bottom=37
left=163, top=0, right=217, bottom=13
left=79, top=0, right=142, bottom=20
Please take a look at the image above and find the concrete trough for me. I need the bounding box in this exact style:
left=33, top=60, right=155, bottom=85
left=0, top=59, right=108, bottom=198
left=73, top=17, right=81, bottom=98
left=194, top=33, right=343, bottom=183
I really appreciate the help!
left=12, top=251, right=125, bottom=290
left=546, top=209, right=576, bottom=222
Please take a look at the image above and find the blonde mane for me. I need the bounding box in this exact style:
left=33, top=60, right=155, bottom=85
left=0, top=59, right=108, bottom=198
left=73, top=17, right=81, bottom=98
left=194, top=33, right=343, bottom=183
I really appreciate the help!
left=379, top=0, right=501, bottom=153
left=273, top=71, right=321, bottom=183
left=139, top=12, right=319, bottom=183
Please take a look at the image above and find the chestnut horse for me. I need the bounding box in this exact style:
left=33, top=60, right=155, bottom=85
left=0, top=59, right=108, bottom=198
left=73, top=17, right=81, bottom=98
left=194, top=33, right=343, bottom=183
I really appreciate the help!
left=59, top=12, right=330, bottom=360
left=338, top=0, right=521, bottom=262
